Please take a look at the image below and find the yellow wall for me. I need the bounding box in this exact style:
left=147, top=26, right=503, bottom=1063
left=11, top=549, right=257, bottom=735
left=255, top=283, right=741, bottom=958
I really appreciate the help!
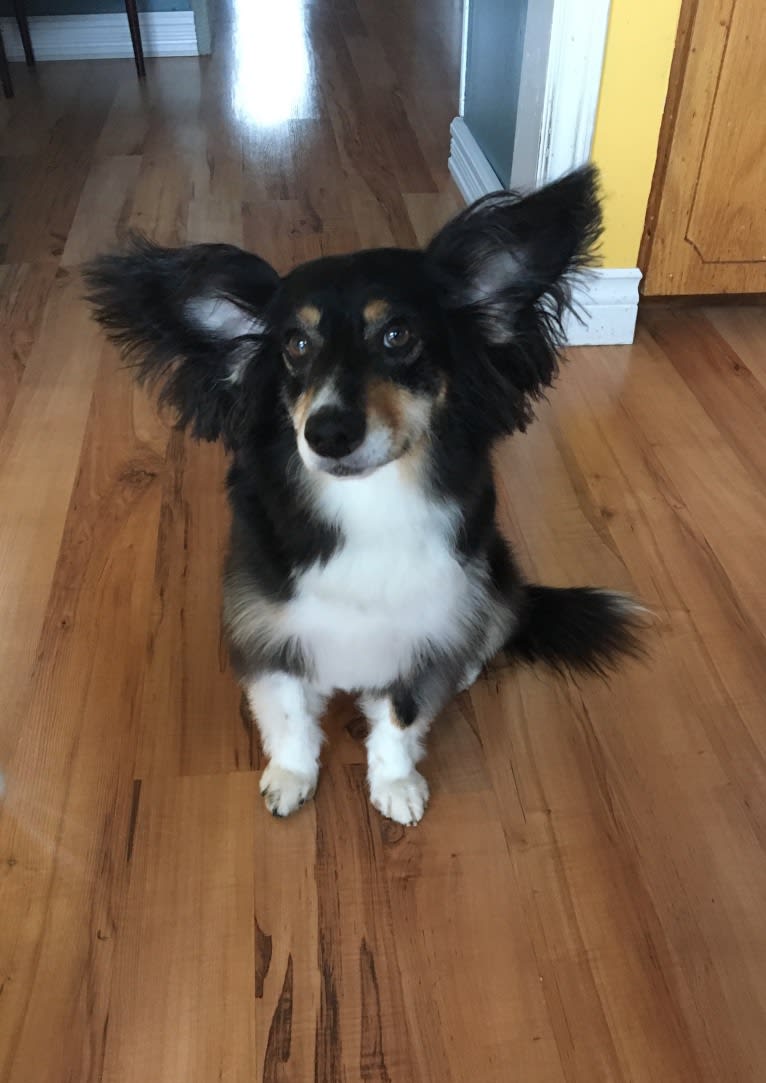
left=590, top=0, right=682, bottom=267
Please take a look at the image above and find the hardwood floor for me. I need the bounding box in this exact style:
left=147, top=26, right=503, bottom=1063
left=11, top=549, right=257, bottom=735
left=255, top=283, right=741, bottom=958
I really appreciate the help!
left=2, top=3, right=766, bottom=1081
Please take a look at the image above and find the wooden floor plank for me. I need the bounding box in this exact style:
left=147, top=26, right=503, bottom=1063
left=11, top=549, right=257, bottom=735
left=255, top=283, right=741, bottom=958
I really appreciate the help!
left=0, top=262, right=59, bottom=436
left=703, top=304, right=766, bottom=388
left=61, top=154, right=143, bottom=268
left=252, top=797, right=320, bottom=1083
left=642, top=307, right=766, bottom=490
left=0, top=360, right=166, bottom=1083
left=133, top=434, right=249, bottom=778
left=380, top=782, right=566, bottom=1081
left=101, top=773, right=259, bottom=1083
left=0, top=273, right=109, bottom=764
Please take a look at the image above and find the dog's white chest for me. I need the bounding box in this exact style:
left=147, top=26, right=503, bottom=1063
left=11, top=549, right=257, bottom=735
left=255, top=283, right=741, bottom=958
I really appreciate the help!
left=286, top=463, right=475, bottom=691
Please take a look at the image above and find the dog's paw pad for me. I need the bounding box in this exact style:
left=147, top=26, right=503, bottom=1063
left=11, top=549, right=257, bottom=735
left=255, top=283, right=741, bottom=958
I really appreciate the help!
left=260, top=763, right=317, bottom=818
left=370, top=771, right=429, bottom=826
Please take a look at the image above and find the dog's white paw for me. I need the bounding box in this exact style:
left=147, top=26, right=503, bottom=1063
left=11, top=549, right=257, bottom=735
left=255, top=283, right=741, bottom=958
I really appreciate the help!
left=458, top=662, right=483, bottom=693
left=260, top=763, right=317, bottom=818
left=370, top=771, right=429, bottom=826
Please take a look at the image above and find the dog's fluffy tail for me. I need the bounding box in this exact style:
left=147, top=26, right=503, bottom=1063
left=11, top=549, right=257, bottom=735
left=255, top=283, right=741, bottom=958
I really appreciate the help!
left=507, top=585, right=646, bottom=675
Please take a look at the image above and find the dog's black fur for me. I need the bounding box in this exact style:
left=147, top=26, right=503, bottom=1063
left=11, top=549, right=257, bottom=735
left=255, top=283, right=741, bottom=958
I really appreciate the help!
left=85, top=165, right=642, bottom=750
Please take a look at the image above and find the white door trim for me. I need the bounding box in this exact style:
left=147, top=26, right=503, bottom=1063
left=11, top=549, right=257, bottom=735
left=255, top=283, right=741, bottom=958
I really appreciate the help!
left=458, top=0, right=471, bottom=113
left=512, top=0, right=611, bottom=188
left=453, top=0, right=611, bottom=190
left=450, top=0, right=641, bottom=345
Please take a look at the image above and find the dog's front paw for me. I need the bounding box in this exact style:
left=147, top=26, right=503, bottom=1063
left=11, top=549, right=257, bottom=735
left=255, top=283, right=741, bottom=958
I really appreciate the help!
left=260, top=763, right=317, bottom=818
left=370, top=771, right=429, bottom=826
left=458, top=661, right=483, bottom=693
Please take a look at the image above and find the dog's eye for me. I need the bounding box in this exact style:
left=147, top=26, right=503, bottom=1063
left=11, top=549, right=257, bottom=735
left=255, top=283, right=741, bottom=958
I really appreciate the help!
left=284, top=332, right=312, bottom=363
left=382, top=323, right=412, bottom=351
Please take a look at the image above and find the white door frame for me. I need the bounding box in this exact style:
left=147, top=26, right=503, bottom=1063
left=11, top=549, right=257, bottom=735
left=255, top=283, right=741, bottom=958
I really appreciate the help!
left=450, top=0, right=642, bottom=346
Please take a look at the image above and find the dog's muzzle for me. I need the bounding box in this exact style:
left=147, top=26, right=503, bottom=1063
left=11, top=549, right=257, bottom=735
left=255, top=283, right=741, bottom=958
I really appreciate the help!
left=300, top=406, right=397, bottom=479
left=304, top=406, right=366, bottom=461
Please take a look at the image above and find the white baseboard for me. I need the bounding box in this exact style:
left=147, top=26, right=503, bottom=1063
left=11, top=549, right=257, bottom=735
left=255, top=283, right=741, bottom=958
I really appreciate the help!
left=448, top=115, right=641, bottom=346
left=448, top=117, right=502, bottom=204
left=1, top=12, right=199, bottom=61
left=563, top=268, right=642, bottom=346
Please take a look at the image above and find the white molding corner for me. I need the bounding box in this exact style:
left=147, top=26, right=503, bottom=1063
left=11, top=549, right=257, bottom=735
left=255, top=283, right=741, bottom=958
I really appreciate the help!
left=448, top=116, right=502, bottom=205
left=1, top=12, right=199, bottom=62
left=563, top=268, right=641, bottom=346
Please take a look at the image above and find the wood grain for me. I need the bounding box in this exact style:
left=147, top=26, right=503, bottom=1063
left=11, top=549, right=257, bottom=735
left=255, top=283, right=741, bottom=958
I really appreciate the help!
left=3, top=0, right=766, bottom=1080
left=641, top=0, right=766, bottom=295
left=0, top=272, right=108, bottom=765
left=0, top=357, right=166, bottom=1083
left=101, top=774, right=260, bottom=1083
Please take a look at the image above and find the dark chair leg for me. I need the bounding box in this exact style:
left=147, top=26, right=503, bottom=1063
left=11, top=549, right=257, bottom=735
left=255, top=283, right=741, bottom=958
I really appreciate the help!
left=124, top=0, right=146, bottom=79
left=12, top=0, right=35, bottom=67
left=0, top=29, right=13, bottom=98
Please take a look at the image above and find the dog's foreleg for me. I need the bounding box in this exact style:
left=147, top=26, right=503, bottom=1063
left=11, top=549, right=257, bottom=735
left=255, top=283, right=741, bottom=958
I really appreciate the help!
left=360, top=692, right=436, bottom=826
left=244, top=672, right=326, bottom=817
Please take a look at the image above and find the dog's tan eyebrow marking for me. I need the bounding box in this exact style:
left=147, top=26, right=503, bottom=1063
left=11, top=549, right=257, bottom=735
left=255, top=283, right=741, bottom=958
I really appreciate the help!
left=363, top=299, right=390, bottom=325
left=296, top=304, right=322, bottom=328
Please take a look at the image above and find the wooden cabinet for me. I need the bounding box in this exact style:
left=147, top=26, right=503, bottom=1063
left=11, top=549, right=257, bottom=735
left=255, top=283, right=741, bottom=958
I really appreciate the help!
left=641, top=0, right=766, bottom=295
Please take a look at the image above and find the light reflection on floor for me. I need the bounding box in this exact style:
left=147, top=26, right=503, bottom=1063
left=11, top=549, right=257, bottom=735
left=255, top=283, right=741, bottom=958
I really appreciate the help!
left=231, top=0, right=312, bottom=126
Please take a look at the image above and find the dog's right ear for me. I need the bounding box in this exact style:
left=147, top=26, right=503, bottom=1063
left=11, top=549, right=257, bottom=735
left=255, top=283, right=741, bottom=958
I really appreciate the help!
left=84, top=236, right=280, bottom=445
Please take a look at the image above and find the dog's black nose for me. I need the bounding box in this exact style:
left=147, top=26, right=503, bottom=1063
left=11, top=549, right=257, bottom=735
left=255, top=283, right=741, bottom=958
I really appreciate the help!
left=304, top=406, right=366, bottom=459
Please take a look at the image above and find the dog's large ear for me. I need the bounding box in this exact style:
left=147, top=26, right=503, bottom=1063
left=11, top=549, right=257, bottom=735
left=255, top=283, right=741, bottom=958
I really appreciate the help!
left=84, top=236, right=280, bottom=445
left=427, top=165, right=602, bottom=341
left=426, top=165, right=602, bottom=431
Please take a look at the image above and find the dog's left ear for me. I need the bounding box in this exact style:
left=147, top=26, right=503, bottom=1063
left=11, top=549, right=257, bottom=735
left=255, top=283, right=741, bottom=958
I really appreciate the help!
left=426, top=165, right=602, bottom=345
left=84, top=236, right=280, bottom=445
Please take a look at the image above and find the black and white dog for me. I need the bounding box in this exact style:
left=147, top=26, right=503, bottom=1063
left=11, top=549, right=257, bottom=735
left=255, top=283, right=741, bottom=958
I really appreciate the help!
left=86, top=165, right=642, bottom=825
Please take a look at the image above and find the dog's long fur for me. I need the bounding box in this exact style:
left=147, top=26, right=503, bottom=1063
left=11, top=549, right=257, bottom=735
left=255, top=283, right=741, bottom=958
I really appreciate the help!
left=85, top=165, right=643, bottom=825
